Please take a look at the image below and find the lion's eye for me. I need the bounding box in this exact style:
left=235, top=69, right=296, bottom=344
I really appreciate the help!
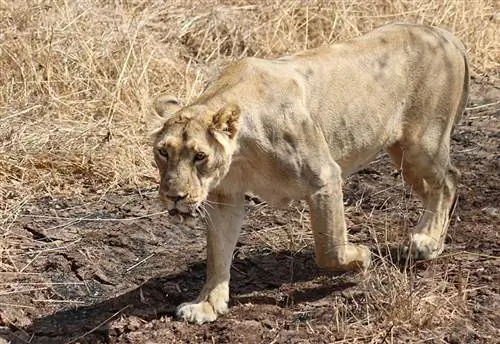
left=194, top=152, right=207, bottom=162
left=158, top=147, right=169, bottom=159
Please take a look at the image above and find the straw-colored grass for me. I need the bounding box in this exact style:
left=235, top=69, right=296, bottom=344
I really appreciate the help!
left=1, top=0, right=498, bottom=224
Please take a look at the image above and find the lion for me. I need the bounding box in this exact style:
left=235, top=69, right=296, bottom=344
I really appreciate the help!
left=151, top=23, right=469, bottom=324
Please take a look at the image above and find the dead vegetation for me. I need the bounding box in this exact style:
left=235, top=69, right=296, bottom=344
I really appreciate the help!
left=0, top=0, right=499, bottom=343
left=0, top=0, right=498, bottom=215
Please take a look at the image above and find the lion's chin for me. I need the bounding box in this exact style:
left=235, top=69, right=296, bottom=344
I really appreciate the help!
left=168, top=208, right=190, bottom=217
left=168, top=208, right=199, bottom=228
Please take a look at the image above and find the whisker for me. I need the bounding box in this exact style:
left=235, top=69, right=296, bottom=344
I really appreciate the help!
left=199, top=204, right=214, bottom=226
left=202, top=200, right=216, bottom=210
left=196, top=205, right=207, bottom=219
left=204, top=199, right=237, bottom=207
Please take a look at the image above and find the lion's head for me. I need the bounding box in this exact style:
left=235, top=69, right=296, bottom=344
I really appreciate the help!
left=151, top=97, right=241, bottom=219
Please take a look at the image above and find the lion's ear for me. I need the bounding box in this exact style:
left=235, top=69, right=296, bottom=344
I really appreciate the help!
left=154, top=96, right=181, bottom=117
left=210, top=104, right=241, bottom=140
left=148, top=96, right=181, bottom=138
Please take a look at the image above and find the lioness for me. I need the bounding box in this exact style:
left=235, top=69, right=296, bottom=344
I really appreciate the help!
left=152, top=23, right=468, bottom=324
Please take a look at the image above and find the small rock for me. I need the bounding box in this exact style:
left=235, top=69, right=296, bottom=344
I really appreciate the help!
left=482, top=207, right=499, bottom=217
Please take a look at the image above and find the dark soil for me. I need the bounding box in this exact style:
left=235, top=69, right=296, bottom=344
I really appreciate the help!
left=1, top=80, right=498, bottom=344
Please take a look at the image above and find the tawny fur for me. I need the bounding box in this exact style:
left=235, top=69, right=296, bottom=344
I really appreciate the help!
left=152, top=23, right=469, bottom=324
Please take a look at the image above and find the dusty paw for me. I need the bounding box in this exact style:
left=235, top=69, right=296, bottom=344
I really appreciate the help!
left=176, top=289, right=229, bottom=324
left=349, top=244, right=371, bottom=273
left=176, top=301, right=218, bottom=324
left=408, top=233, right=444, bottom=260
left=316, top=244, right=371, bottom=273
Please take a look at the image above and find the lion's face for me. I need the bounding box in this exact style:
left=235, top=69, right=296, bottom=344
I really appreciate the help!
left=152, top=101, right=240, bottom=218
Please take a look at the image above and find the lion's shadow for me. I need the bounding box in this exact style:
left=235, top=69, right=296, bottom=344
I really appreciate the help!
left=1, top=248, right=397, bottom=343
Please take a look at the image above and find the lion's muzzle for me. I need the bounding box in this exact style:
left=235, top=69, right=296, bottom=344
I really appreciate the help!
left=159, top=191, right=200, bottom=218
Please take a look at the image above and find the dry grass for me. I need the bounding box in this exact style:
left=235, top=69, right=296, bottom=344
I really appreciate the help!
left=1, top=0, right=498, bottom=222
left=0, top=0, right=498, bottom=341
left=243, top=189, right=483, bottom=341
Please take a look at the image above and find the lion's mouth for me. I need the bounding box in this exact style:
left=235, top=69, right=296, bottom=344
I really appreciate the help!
left=168, top=207, right=198, bottom=218
left=167, top=207, right=199, bottom=228
left=159, top=194, right=200, bottom=221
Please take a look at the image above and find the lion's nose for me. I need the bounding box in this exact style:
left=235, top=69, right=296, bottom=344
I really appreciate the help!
left=166, top=193, right=187, bottom=203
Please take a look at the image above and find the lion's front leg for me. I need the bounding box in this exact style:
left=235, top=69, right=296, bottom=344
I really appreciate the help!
left=176, top=192, right=244, bottom=324
left=307, top=166, right=371, bottom=272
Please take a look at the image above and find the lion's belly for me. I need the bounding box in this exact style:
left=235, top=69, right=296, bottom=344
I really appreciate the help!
left=330, top=129, right=400, bottom=177
left=335, top=148, right=385, bottom=177
left=319, top=97, right=405, bottom=177
left=244, top=168, right=310, bottom=206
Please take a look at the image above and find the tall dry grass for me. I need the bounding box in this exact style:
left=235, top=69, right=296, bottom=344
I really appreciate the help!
left=1, top=1, right=498, bottom=223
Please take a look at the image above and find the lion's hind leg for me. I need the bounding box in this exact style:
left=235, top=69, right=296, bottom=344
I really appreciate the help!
left=387, top=141, right=459, bottom=260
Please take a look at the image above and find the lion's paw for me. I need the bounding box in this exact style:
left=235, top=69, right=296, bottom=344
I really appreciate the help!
left=343, top=244, right=371, bottom=273
left=315, top=244, right=371, bottom=273
left=355, top=245, right=372, bottom=272
left=408, top=233, right=444, bottom=260
left=177, top=301, right=217, bottom=324
left=176, top=298, right=228, bottom=324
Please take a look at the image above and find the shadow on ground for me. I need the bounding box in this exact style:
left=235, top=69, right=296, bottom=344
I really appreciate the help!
left=1, top=249, right=358, bottom=344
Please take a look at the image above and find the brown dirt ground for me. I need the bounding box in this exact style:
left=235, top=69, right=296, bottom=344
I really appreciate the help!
left=0, top=80, right=498, bottom=343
